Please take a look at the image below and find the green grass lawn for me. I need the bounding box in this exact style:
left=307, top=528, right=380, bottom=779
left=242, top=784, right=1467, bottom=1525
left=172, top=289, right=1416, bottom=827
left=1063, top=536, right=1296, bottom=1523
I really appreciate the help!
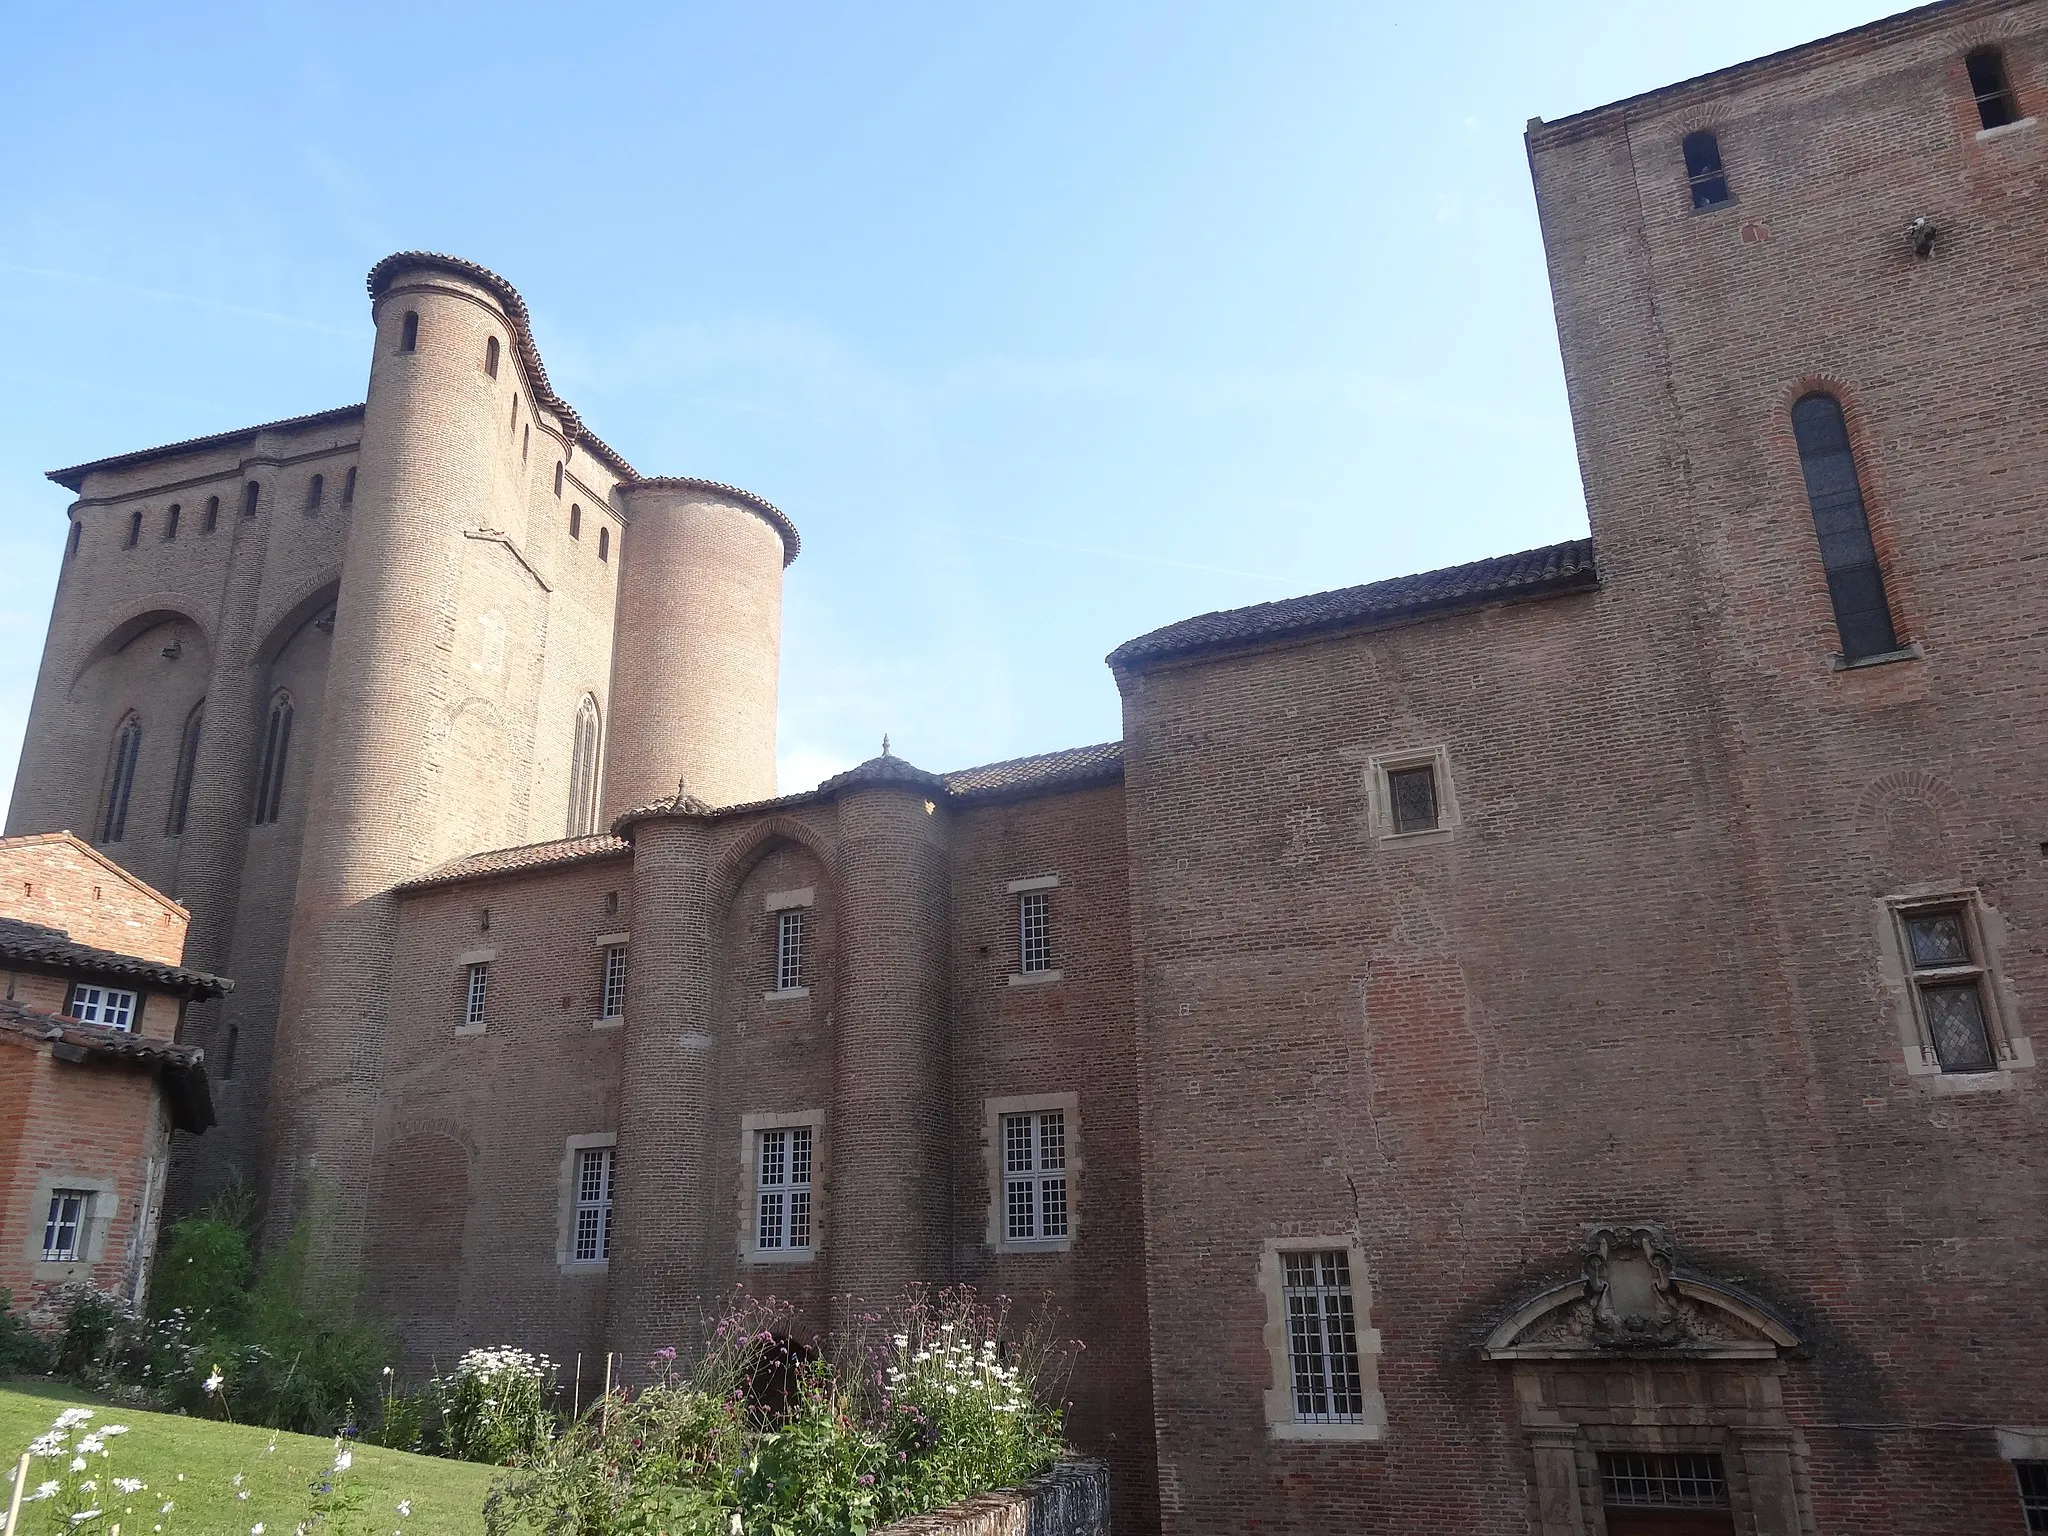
left=1, top=1380, right=495, bottom=1534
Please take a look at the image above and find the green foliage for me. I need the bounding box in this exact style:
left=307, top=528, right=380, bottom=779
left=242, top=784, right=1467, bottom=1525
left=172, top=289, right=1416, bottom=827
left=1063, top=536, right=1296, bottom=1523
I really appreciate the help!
left=440, top=1348, right=557, bottom=1465
left=53, top=1288, right=126, bottom=1379
left=371, top=1371, right=439, bottom=1454
left=147, top=1209, right=254, bottom=1332
left=0, top=1289, right=54, bottom=1376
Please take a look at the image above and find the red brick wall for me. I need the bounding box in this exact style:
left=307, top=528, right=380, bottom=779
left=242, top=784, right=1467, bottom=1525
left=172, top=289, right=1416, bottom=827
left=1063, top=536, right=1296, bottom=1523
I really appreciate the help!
left=0, top=833, right=189, bottom=964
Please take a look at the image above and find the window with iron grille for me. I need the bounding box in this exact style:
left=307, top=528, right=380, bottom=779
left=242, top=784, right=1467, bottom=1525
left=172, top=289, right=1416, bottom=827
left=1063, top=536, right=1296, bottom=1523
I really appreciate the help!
left=2016, top=1460, right=2048, bottom=1533
left=1388, top=765, right=1439, bottom=834
left=574, top=1146, right=613, bottom=1262
left=1682, top=129, right=1731, bottom=209
left=1018, top=892, right=1052, bottom=974
left=1002, top=1111, right=1068, bottom=1241
left=1967, top=46, right=2022, bottom=132
left=465, top=962, right=489, bottom=1029
left=1281, top=1250, right=1365, bottom=1423
left=775, top=910, right=805, bottom=992
left=756, top=1127, right=813, bottom=1251
left=65, top=983, right=137, bottom=1033
left=43, top=1190, right=91, bottom=1261
left=1600, top=1452, right=1730, bottom=1509
left=1898, top=902, right=1998, bottom=1072
left=601, top=945, right=628, bottom=1020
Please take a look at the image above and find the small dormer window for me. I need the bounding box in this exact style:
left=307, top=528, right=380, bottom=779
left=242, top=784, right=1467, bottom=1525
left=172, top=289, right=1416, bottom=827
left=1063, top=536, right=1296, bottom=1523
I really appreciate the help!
left=1682, top=130, right=1731, bottom=209
left=1966, top=47, right=2021, bottom=131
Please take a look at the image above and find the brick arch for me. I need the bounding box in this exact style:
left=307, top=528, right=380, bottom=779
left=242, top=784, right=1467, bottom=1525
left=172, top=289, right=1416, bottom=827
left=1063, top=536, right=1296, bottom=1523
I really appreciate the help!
left=67, top=603, right=213, bottom=691
left=709, top=814, right=839, bottom=915
left=251, top=573, right=341, bottom=666
left=1853, top=768, right=1964, bottom=867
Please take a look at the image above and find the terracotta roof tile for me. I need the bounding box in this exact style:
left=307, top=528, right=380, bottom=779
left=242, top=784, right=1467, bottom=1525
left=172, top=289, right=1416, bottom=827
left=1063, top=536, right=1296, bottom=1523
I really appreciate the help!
left=0, top=917, right=231, bottom=998
left=1108, top=537, right=1598, bottom=671
left=943, top=742, right=1123, bottom=802
left=396, top=833, right=630, bottom=893
left=0, top=1000, right=214, bottom=1132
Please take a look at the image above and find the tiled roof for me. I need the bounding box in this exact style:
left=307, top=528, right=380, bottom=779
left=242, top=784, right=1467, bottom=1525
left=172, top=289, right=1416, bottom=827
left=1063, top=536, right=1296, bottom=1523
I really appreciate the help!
left=1107, top=538, right=1599, bottom=671
left=943, top=741, right=1123, bottom=802
left=628, top=477, right=801, bottom=566
left=817, top=754, right=949, bottom=796
left=0, top=1000, right=214, bottom=1132
left=47, top=405, right=366, bottom=493
left=395, top=833, right=630, bottom=893
left=0, top=918, right=232, bottom=998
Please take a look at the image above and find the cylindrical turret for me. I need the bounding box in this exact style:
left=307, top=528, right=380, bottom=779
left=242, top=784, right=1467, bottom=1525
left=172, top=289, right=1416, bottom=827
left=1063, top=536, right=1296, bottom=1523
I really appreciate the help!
left=264, top=254, right=531, bottom=1246
left=603, top=481, right=793, bottom=814
left=823, top=755, right=953, bottom=1311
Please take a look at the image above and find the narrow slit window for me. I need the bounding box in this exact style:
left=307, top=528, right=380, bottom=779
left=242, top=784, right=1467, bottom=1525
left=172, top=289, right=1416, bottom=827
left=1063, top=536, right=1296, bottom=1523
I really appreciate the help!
left=65, top=982, right=138, bottom=1032
left=1282, top=1251, right=1366, bottom=1423
left=1019, top=891, right=1052, bottom=973
left=511, top=393, right=520, bottom=430
left=203, top=495, right=220, bottom=532
left=484, top=335, right=501, bottom=378
left=775, top=909, right=805, bottom=992
left=252, top=693, right=294, bottom=826
left=465, top=961, right=489, bottom=1029
left=166, top=700, right=203, bottom=836
left=600, top=944, right=628, bottom=1020
left=242, top=481, right=260, bottom=518
left=574, top=1145, right=614, bottom=1261
left=1791, top=392, right=1899, bottom=661
left=99, top=713, right=141, bottom=843
left=165, top=503, right=181, bottom=540
left=399, top=310, right=419, bottom=351
left=1900, top=903, right=1998, bottom=1072
left=598, top=526, right=610, bottom=562
left=569, top=504, right=582, bottom=539
left=755, top=1126, right=813, bottom=1251
left=1682, top=129, right=1731, bottom=209
left=566, top=694, right=601, bottom=837
left=67, top=521, right=81, bottom=557
left=342, top=466, right=356, bottom=505
left=522, top=424, right=530, bottom=461
left=305, top=474, right=324, bottom=513
left=1002, top=1110, right=1068, bottom=1240
left=42, top=1190, right=92, bottom=1261
left=126, top=511, right=142, bottom=548
left=554, top=462, right=564, bottom=498
left=1967, top=46, right=2021, bottom=131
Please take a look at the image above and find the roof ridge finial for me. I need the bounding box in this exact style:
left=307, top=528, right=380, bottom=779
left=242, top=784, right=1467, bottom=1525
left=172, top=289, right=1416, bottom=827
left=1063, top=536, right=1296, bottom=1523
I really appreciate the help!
left=882, top=733, right=891, bottom=758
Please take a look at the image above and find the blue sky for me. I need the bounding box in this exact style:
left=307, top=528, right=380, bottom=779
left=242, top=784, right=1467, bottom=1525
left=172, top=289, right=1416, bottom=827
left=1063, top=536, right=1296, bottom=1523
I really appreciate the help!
left=0, top=0, right=1909, bottom=804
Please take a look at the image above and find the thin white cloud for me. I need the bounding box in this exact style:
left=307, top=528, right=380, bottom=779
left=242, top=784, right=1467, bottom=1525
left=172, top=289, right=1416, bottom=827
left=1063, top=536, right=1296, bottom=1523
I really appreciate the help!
left=0, top=262, right=354, bottom=336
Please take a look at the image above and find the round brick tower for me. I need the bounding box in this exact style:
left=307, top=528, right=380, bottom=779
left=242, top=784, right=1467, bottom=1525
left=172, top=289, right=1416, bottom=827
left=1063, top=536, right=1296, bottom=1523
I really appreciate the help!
left=821, top=754, right=954, bottom=1312
left=264, top=254, right=532, bottom=1244
left=603, top=480, right=795, bottom=815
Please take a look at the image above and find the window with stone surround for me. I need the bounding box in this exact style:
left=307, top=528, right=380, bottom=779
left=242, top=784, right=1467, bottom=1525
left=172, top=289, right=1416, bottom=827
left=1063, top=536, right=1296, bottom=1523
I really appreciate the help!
left=1968, top=46, right=2021, bottom=132
left=1259, top=1237, right=1385, bottom=1440
left=1018, top=891, right=1051, bottom=974
left=64, top=983, right=137, bottom=1033
left=464, top=962, right=489, bottom=1030
left=99, top=713, right=141, bottom=844
left=569, top=503, right=582, bottom=539
left=1002, top=1110, right=1067, bottom=1241
left=776, top=909, right=806, bottom=992
left=42, top=1190, right=92, bottom=1261
left=1600, top=1451, right=1730, bottom=1515
left=600, top=943, right=628, bottom=1021
left=1896, top=898, right=2001, bottom=1073
left=755, top=1126, right=813, bottom=1253
left=203, top=495, right=220, bottom=532
left=573, top=1146, right=613, bottom=1262
left=599, top=526, right=610, bottom=562
left=1369, top=747, right=1456, bottom=840
left=2015, top=1459, right=2048, bottom=1533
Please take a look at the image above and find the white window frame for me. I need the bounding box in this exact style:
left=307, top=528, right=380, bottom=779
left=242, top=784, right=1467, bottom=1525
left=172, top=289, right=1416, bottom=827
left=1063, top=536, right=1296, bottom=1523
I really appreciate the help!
left=455, top=947, right=496, bottom=1036
left=24, top=1172, right=118, bottom=1277
left=43, top=1189, right=91, bottom=1261
left=1258, top=1236, right=1386, bottom=1441
left=1367, top=746, right=1458, bottom=841
left=64, top=982, right=138, bottom=1033
left=595, top=933, right=629, bottom=1027
left=574, top=1145, right=614, bottom=1261
left=555, top=1132, right=616, bottom=1271
left=1005, top=875, right=1063, bottom=986
left=984, top=1092, right=1078, bottom=1252
left=738, top=1110, right=823, bottom=1265
left=769, top=909, right=808, bottom=999
left=1018, top=892, right=1052, bottom=974
left=1879, top=889, right=2032, bottom=1091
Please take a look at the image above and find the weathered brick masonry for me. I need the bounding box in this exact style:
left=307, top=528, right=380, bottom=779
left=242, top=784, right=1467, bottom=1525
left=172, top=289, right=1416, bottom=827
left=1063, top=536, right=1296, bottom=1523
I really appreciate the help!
left=7, top=3, right=2047, bottom=1530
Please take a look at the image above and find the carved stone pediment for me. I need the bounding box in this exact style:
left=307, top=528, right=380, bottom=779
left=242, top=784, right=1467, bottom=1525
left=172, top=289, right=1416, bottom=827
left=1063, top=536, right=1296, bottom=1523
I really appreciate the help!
left=1482, top=1223, right=1799, bottom=1362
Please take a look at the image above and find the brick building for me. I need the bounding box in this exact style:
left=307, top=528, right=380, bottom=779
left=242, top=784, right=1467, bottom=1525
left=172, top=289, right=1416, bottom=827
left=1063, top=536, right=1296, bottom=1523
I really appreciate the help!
left=0, top=832, right=222, bottom=1317
left=7, top=0, right=2048, bottom=1529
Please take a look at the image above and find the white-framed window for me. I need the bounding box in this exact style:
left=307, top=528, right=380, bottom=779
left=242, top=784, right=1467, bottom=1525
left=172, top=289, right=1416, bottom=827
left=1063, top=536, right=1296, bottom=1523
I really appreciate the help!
left=43, top=1189, right=92, bottom=1261
left=64, top=982, right=138, bottom=1033
left=1003, top=1110, right=1068, bottom=1241
left=464, top=962, right=489, bottom=1029
left=1368, top=747, right=1458, bottom=840
left=755, top=1126, right=813, bottom=1252
left=1018, top=892, right=1052, bottom=974
left=600, top=945, right=628, bottom=1020
left=775, top=910, right=805, bottom=993
left=573, top=1146, right=614, bottom=1262
left=1258, top=1237, right=1385, bottom=1440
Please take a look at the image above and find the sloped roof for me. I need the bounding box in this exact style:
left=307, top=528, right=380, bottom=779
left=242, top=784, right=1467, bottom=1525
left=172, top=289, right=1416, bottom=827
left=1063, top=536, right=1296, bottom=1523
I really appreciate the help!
left=0, top=1001, right=214, bottom=1132
left=0, top=830, right=191, bottom=919
left=395, top=833, right=630, bottom=893
left=0, top=917, right=230, bottom=998
left=817, top=753, right=949, bottom=796
left=46, top=405, right=366, bottom=493
left=1108, top=538, right=1599, bottom=672
left=943, top=741, right=1123, bottom=803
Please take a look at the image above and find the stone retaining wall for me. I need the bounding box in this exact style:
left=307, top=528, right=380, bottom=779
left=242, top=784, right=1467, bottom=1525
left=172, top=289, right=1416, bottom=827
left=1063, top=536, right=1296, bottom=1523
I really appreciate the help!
left=870, top=1460, right=1109, bottom=1536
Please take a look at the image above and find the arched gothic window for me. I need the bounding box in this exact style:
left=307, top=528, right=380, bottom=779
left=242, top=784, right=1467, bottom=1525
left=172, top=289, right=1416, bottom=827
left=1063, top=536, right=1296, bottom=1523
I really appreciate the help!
left=167, top=700, right=204, bottom=836
left=1791, top=392, right=1899, bottom=661
left=99, top=714, right=142, bottom=844
left=566, top=695, right=602, bottom=837
left=252, top=692, right=294, bottom=826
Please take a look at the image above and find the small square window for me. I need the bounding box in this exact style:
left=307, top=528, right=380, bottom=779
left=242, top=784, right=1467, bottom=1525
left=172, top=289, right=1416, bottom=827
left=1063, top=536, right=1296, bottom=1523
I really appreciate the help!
left=755, top=1126, right=813, bottom=1252
left=2016, top=1459, right=2048, bottom=1533
left=43, top=1189, right=92, bottom=1261
left=64, top=983, right=137, bottom=1033
left=775, top=910, right=805, bottom=992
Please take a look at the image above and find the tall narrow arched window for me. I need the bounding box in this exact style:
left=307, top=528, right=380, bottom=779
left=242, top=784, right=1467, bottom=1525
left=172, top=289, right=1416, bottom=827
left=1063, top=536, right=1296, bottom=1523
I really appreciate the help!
left=126, top=511, right=143, bottom=548
left=554, top=462, right=565, bottom=498
left=242, top=481, right=260, bottom=518
left=598, top=526, right=610, bottom=562
left=99, top=714, right=142, bottom=844
left=565, top=695, right=602, bottom=837
left=569, top=504, right=582, bottom=539
left=484, top=335, right=501, bottom=378
left=1682, top=130, right=1730, bottom=209
left=511, top=393, right=520, bottom=430
left=521, top=425, right=530, bottom=461
left=1791, top=392, right=1899, bottom=661
left=1966, top=46, right=2020, bottom=131
left=252, top=692, right=294, bottom=826
left=67, top=521, right=81, bottom=557
left=203, top=495, right=220, bottom=532
left=165, top=504, right=181, bottom=540
left=399, top=310, right=419, bottom=352
left=306, top=474, right=324, bottom=512
left=167, top=700, right=204, bottom=836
